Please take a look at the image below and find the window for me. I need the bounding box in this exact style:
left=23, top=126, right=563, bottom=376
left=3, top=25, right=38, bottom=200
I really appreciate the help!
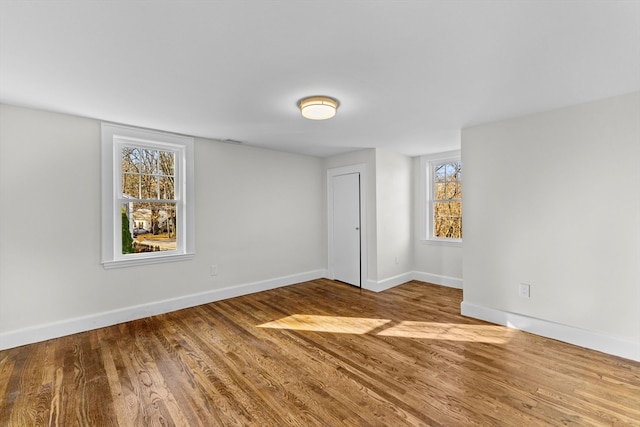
left=101, top=123, right=195, bottom=268
left=420, top=150, right=462, bottom=245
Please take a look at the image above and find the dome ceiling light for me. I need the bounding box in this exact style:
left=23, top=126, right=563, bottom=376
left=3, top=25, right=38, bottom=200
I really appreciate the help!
left=298, top=96, right=339, bottom=120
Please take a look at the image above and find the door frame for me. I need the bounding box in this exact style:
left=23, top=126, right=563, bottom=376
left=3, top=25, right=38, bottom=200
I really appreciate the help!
left=327, top=164, right=368, bottom=287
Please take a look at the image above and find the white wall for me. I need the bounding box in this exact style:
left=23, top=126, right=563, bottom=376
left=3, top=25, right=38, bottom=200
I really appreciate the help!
left=413, top=243, right=463, bottom=284
left=461, top=92, right=640, bottom=360
left=375, top=149, right=413, bottom=280
left=0, top=104, right=326, bottom=348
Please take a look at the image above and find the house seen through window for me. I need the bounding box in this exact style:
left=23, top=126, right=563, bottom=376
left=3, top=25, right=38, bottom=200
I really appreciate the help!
left=121, top=147, right=177, bottom=253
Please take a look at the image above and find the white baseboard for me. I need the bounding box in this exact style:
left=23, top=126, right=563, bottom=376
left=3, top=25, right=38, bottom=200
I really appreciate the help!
left=461, top=301, right=640, bottom=362
left=0, top=269, right=328, bottom=351
left=364, top=271, right=463, bottom=292
left=411, top=271, right=463, bottom=289
left=364, top=272, right=414, bottom=292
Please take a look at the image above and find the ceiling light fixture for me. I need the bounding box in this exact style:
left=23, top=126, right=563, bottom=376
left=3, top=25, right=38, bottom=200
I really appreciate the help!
left=298, top=96, right=338, bottom=120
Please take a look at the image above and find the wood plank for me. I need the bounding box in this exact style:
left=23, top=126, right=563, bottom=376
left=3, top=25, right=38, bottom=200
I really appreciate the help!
left=1, top=280, right=639, bottom=426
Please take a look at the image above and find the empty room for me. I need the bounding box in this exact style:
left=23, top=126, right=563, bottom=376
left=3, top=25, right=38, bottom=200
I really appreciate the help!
left=1, top=1, right=639, bottom=426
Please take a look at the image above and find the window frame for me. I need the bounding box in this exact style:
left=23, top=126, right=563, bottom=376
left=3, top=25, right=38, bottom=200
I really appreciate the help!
left=419, top=150, right=462, bottom=246
left=101, top=123, right=195, bottom=269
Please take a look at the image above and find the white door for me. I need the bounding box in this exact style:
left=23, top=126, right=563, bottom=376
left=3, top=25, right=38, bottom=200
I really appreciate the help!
left=332, top=173, right=361, bottom=287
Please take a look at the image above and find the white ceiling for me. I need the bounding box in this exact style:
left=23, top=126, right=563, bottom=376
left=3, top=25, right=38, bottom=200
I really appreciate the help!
left=1, top=1, right=638, bottom=157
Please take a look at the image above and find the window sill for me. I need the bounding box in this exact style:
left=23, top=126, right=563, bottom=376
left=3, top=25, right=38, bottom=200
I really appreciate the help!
left=420, top=239, right=462, bottom=248
left=102, top=252, right=195, bottom=269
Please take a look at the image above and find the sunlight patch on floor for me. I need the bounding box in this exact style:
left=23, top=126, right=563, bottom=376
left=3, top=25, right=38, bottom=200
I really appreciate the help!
left=259, top=316, right=511, bottom=343
left=377, top=321, right=510, bottom=343
left=258, top=314, right=391, bottom=334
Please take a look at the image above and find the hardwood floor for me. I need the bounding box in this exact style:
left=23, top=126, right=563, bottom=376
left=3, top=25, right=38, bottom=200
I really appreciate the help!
left=1, top=279, right=639, bottom=426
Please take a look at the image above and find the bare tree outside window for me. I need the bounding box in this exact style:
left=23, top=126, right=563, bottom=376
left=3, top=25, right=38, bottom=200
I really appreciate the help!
left=433, top=161, right=462, bottom=239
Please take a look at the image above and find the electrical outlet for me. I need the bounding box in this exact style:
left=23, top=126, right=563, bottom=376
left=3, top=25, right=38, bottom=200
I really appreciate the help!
left=519, top=283, right=530, bottom=298
left=210, top=265, right=218, bottom=276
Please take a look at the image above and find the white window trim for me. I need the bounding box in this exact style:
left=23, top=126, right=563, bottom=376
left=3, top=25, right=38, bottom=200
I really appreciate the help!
left=101, top=123, right=195, bottom=269
left=419, top=150, right=462, bottom=247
